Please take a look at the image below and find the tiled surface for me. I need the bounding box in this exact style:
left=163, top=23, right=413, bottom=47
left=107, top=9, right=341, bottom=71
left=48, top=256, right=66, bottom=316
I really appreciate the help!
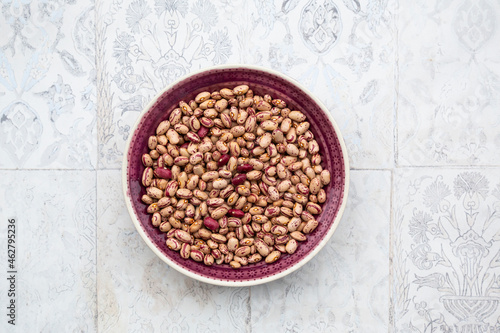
left=0, top=0, right=499, bottom=331
left=251, top=170, right=390, bottom=332
left=0, top=0, right=96, bottom=169
left=97, top=170, right=250, bottom=332
left=397, top=0, right=500, bottom=166
left=0, top=171, right=96, bottom=332
left=96, top=0, right=238, bottom=168
left=96, top=0, right=395, bottom=169
left=393, top=168, right=500, bottom=332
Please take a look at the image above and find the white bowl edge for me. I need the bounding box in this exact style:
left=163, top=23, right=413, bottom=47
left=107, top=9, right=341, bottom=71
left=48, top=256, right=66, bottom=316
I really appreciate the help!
left=121, top=64, right=350, bottom=287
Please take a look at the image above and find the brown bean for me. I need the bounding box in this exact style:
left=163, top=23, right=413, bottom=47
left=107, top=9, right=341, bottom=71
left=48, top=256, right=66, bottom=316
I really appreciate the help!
left=265, top=251, right=281, bottom=264
left=233, top=85, right=249, bottom=95
left=141, top=85, right=330, bottom=269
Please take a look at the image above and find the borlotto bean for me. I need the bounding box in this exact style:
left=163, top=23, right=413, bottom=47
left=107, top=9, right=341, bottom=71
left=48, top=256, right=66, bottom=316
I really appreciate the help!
left=141, top=85, right=331, bottom=269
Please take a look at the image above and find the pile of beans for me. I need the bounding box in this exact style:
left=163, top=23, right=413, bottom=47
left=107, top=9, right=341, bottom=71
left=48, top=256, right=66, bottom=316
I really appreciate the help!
left=140, top=85, right=330, bottom=269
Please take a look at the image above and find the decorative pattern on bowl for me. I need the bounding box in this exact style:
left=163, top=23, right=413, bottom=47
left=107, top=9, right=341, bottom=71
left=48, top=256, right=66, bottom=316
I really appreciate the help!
left=122, top=65, right=349, bottom=286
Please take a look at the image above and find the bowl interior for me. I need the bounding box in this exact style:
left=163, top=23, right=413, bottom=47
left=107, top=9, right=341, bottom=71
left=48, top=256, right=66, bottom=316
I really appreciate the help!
left=124, top=66, right=347, bottom=284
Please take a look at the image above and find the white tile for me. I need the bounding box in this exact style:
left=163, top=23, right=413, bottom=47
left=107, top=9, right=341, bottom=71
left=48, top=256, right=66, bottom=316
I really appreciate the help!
left=96, top=0, right=239, bottom=168
left=96, top=0, right=396, bottom=169
left=229, top=0, right=397, bottom=169
left=397, top=0, right=500, bottom=166
left=0, top=170, right=96, bottom=332
left=250, top=170, right=390, bottom=332
left=0, top=1, right=97, bottom=169
left=393, top=168, right=500, bottom=331
left=97, top=170, right=250, bottom=332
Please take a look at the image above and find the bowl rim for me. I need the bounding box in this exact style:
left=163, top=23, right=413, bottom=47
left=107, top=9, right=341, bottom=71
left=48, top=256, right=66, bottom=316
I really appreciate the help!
left=122, top=64, right=350, bottom=287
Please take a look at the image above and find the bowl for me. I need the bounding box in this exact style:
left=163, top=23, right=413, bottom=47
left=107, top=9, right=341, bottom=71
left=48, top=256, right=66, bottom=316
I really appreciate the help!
left=122, top=64, right=349, bottom=286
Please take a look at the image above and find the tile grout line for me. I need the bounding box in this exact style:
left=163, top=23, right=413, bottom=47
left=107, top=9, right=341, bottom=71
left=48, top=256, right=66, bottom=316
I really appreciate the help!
left=95, top=0, right=111, bottom=174
left=94, top=169, right=99, bottom=332
left=390, top=1, right=399, bottom=331
left=393, top=165, right=500, bottom=169
left=388, top=169, right=395, bottom=333
left=248, top=287, right=252, bottom=333
left=393, top=0, right=400, bottom=171
left=94, top=0, right=101, bottom=330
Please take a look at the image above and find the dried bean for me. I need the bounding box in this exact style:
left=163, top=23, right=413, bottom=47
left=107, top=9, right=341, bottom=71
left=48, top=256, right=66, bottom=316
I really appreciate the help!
left=140, top=84, right=332, bottom=269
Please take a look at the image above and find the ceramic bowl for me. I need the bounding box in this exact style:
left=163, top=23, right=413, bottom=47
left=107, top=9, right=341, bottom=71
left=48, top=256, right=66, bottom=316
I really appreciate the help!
left=122, top=65, right=349, bottom=286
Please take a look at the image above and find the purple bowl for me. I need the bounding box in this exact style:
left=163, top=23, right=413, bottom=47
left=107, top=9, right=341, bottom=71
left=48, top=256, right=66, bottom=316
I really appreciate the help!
left=122, top=65, right=349, bottom=286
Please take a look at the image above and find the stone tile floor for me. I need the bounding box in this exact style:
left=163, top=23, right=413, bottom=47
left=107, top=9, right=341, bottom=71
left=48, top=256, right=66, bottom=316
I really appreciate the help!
left=1, top=0, right=499, bottom=331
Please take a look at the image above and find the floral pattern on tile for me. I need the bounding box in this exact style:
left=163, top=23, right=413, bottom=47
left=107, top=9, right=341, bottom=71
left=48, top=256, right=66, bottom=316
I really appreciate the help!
left=0, top=0, right=96, bottom=169
left=96, top=0, right=236, bottom=168
left=97, top=0, right=396, bottom=169
left=393, top=168, right=500, bottom=332
left=241, top=0, right=397, bottom=168
left=397, top=0, right=500, bottom=166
